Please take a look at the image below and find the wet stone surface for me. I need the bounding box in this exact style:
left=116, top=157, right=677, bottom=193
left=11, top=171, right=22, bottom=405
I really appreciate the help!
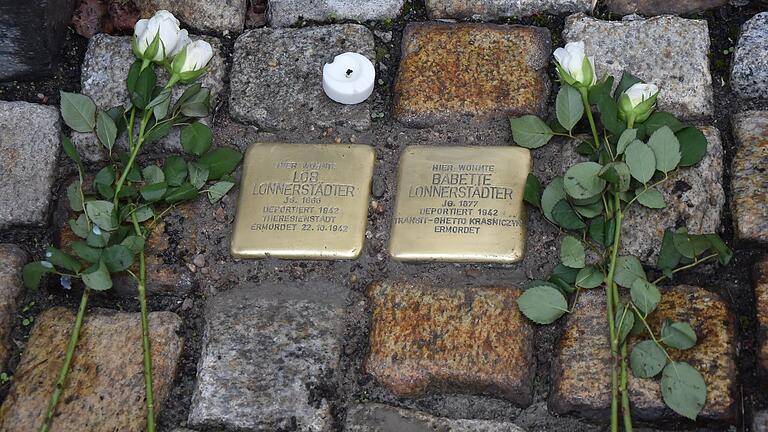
left=229, top=25, right=374, bottom=132
left=0, top=307, right=183, bottom=432
left=550, top=286, right=738, bottom=423
left=425, top=0, right=591, bottom=20
left=755, top=257, right=768, bottom=373
left=563, top=14, right=713, bottom=120
left=393, top=23, right=551, bottom=128
left=188, top=283, right=346, bottom=431
left=74, top=34, right=226, bottom=161
left=268, top=0, right=405, bottom=27
left=365, top=281, right=535, bottom=406
left=0, top=101, right=60, bottom=229
left=731, top=12, right=768, bottom=100
left=731, top=111, right=768, bottom=243
left=0, top=244, right=26, bottom=372
left=135, top=0, right=247, bottom=33
left=606, top=0, right=727, bottom=16
left=345, top=403, right=527, bottom=431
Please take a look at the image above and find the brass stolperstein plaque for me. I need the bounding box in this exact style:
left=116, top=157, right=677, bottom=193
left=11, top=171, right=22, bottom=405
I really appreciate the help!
left=389, top=146, right=531, bottom=263
left=230, top=143, right=375, bottom=260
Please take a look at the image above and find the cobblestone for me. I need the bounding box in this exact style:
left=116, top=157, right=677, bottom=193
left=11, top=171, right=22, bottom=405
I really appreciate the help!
left=268, top=0, right=404, bottom=27
left=135, top=0, right=247, bottom=33
left=425, top=0, right=591, bottom=20
left=731, top=111, right=768, bottom=243
left=755, top=257, right=768, bottom=373
left=731, top=12, right=768, bottom=99
left=345, top=403, right=527, bottom=431
left=0, top=245, right=26, bottom=372
left=606, top=0, right=727, bottom=15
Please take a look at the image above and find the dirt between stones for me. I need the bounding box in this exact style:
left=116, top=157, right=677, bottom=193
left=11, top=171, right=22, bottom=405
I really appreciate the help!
left=1, top=2, right=768, bottom=432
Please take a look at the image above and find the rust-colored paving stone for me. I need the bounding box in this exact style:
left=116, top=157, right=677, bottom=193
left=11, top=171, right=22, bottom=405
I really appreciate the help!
left=550, top=286, right=737, bottom=423
left=755, top=256, right=768, bottom=373
left=365, top=280, right=535, bottom=406
left=731, top=111, right=768, bottom=243
left=393, top=23, right=550, bottom=128
left=0, top=244, right=26, bottom=372
left=0, top=307, right=183, bottom=432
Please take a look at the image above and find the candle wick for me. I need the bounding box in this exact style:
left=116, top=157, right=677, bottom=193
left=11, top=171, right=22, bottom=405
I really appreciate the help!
left=346, top=69, right=353, bottom=77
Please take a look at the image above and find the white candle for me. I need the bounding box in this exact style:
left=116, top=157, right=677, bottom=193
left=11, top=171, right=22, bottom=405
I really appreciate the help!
left=322, top=52, right=375, bottom=105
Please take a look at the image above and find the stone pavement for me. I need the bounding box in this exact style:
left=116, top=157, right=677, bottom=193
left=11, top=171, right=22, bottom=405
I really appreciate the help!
left=1, top=2, right=767, bottom=432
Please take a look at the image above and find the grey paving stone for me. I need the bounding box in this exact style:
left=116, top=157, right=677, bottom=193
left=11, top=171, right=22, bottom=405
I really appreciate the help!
left=731, top=111, right=768, bottom=243
left=563, top=14, right=713, bottom=120
left=732, top=12, right=768, bottom=99
left=74, top=34, right=225, bottom=161
left=135, top=0, right=247, bottom=33
left=0, top=245, right=26, bottom=372
left=229, top=25, right=374, bottom=132
left=0, top=308, right=183, bottom=432
left=268, top=0, right=404, bottom=27
left=425, top=0, right=591, bottom=20
left=537, top=126, right=724, bottom=263
left=607, top=0, right=727, bottom=15
left=0, top=101, right=60, bottom=229
left=345, top=403, right=527, bottom=431
left=188, top=283, right=346, bottom=431
left=549, top=286, right=737, bottom=423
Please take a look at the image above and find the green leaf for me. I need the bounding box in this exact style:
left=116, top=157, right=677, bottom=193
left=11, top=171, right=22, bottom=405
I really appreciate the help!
left=564, top=162, right=606, bottom=200
left=60, top=92, right=96, bottom=132
left=635, top=187, right=666, bottom=209
left=180, top=87, right=211, bottom=117
left=625, top=140, right=656, bottom=184
left=163, top=156, right=188, bottom=187
left=549, top=276, right=575, bottom=295
left=181, top=123, right=213, bottom=156
left=23, top=262, right=54, bottom=290
left=560, top=236, right=586, bottom=269
left=69, top=215, right=90, bottom=239
left=174, top=83, right=201, bottom=110
left=556, top=84, right=583, bottom=132
left=588, top=216, right=615, bottom=247
left=95, top=110, right=117, bottom=153
left=541, top=177, right=566, bottom=223
left=129, top=65, right=156, bottom=109
left=647, top=126, right=681, bottom=173
left=142, top=165, right=165, bottom=184
left=630, top=340, right=667, bottom=378
left=616, top=129, right=637, bottom=155
left=67, top=180, right=83, bottom=212
left=599, top=162, right=631, bottom=192
left=661, top=362, right=706, bottom=420
left=658, top=229, right=682, bottom=270
left=615, top=303, right=635, bottom=344
left=509, top=115, right=554, bottom=149
left=133, top=206, right=154, bottom=223
left=102, top=245, right=134, bottom=272
left=44, top=246, right=81, bottom=273
left=72, top=241, right=102, bottom=263
left=165, top=182, right=198, bottom=203
left=704, top=234, right=732, bottom=265
left=574, top=201, right=603, bottom=219
left=207, top=180, right=235, bottom=203
left=188, top=161, right=209, bottom=190
left=199, top=148, right=243, bottom=180
left=61, top=134, right=83, bottom=169
left=631, top=279, right=661, bottom=315
left=672, top=229, right=695, bottom=259
left=551, top=200, right=586, bottom=230
left=661, top=320, right=697, bottom=350
left=140, top=182, right=168, bottom=202
left=86, top=228, right=109, bottom=248
left=614, top=255, right=647, bottom=288
left=552, top=263, right=579, bottom=284
left=523, top=173, right=541, bottom=208
left=147, top=88, right=172, bottom=120
left=690, top=235, right=711, bottom=256
left=517, top=285, right=569, bottom=324
left=644, top=112, right=684, bottom=134
left=121, top=236, right=145, bottom=254
left=81, top=260, right=113, bottom=291
left=576, top=265, right=603, bottom=288
left=85, top=200, right=117, bottom=232
left=676, top=127, right=708, bottom=167
left=591, top=85, right=625, bottom=136
left=143, top=120, right=172, bottom=144
left=94, top=166, right=115, bottom=186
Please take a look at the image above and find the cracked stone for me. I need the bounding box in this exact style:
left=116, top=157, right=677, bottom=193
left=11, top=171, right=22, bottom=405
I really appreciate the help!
left=0, top=101, right=60, bottom=229
left=731, top=111, right=768, bottom=243
left=394, top=23, right=551, bottom=128
left=0, top=307, right=183, bottom=431
left=549, top=286, right=737, bottom=423
left=365, top=281, right=535, bottom=406
left=73, top=34, right=225, bottom=161
left=345, top=403, right=527, bottom=431
left=606, top=0, right=727, bottom=15
left=731, top=12, right=768, bottom=99
left=563, top=14, right=713, bottom=120
left=426, top=0, right=591, bottom=20
left=0, top=244, right=27, bottom=372
left=268, top=0, right=404, bottom=27
left=188, top=283, right=346, bottom=430
left=229, top=25, right=374, bottom=132
left=135, top=0, right=247, bottom=33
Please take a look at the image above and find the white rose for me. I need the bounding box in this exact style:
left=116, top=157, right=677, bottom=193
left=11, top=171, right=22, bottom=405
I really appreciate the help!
left=133, top=10, right=182, bottom=62
left=618, top=82, right=660, bottom=124
left=170, top=40, right=214, bottom=83
left=553, top=41, right=596, bottom=87
left=623, top=83, right=659, bottom=108
left=168, top=29, right=191, bottom=58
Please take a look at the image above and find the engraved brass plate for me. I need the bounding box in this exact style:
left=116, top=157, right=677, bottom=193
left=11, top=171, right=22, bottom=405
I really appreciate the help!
left=230, top=143, right=375, bottom=260
left=389, top=146, right=531, bottom=263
